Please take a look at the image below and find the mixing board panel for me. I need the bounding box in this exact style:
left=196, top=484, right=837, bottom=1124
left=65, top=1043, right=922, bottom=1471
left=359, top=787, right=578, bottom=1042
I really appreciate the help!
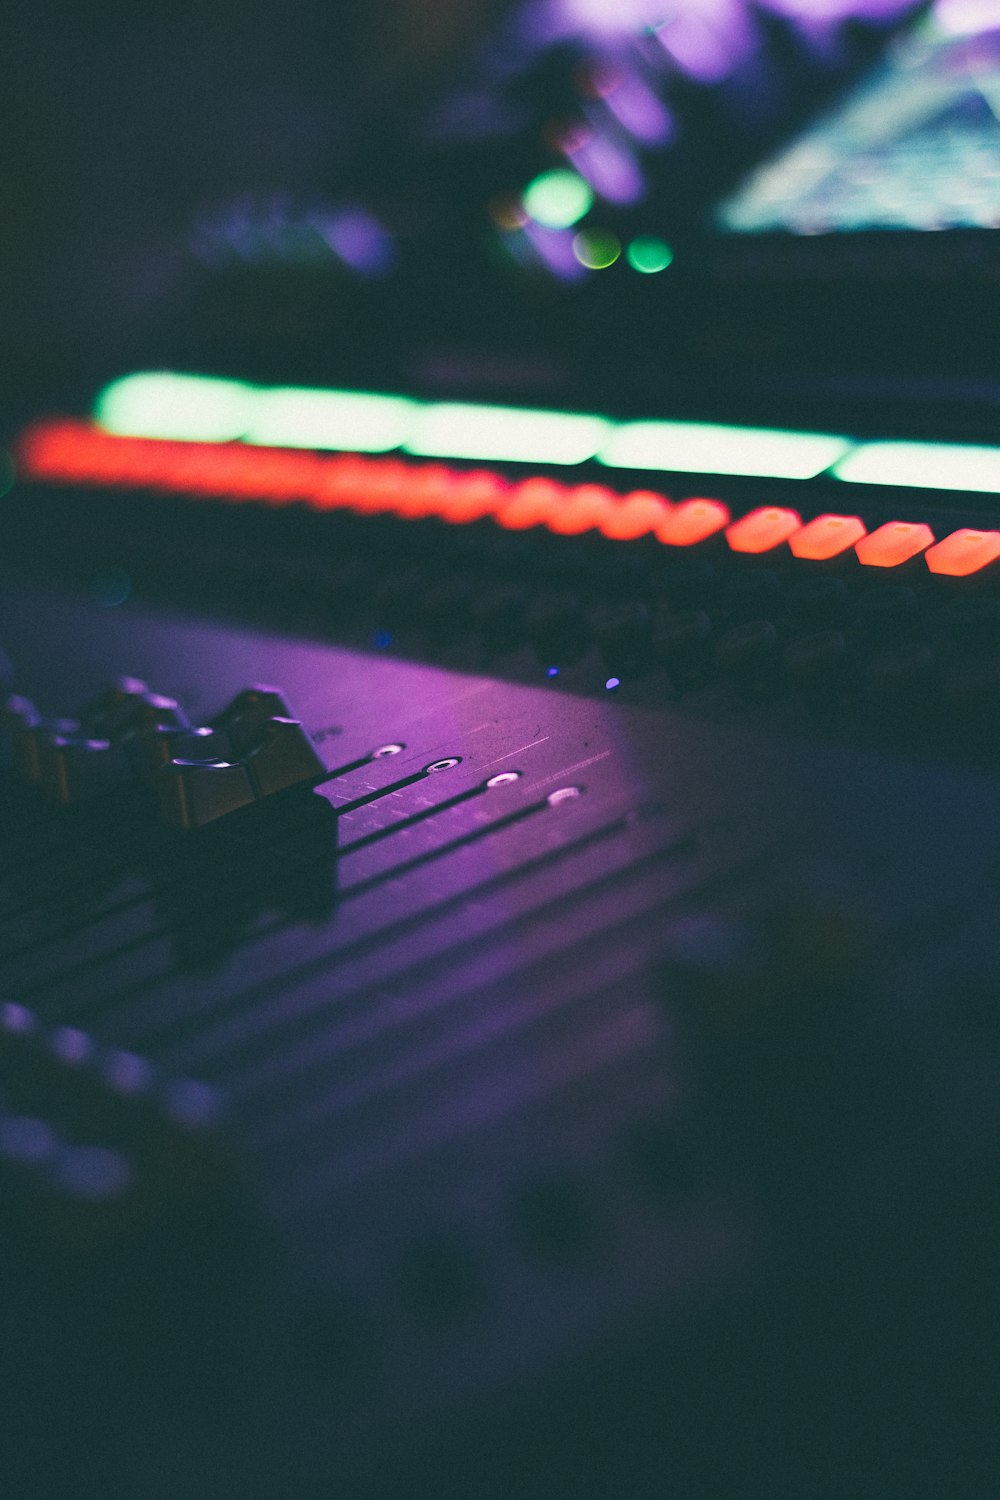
left=2, top=554, right=999, bottom=1497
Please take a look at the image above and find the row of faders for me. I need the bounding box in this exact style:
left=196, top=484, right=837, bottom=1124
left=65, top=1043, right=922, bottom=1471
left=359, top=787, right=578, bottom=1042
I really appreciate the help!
left=1, top=676, right=324, bottom=827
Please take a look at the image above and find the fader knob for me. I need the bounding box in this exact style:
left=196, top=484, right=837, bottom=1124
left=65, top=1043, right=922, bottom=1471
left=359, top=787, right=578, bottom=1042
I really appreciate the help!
left=158, top=756, right=258, bottom=830
left=158, top=685, right=324, bottom=828
left=241, top=716, right=325, bottom=799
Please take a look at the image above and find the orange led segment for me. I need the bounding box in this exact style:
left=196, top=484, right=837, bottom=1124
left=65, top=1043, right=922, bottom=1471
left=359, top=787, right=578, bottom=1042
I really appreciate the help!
left=546, top=483, right=618, bottom=535
left=788, top=513, right=867, bottom=560
left=390, top=463, right=456, bottom=518
left=656, top=497, right=730, bottom=548
left=924, top=528, right=1000, bottom=577
left=599, top=490, right=671, bottom=540
left=311, top=455, right=375, bottom=509
left=726, top=506, right=802, bottom=554
left=855, top=521, right=935, bottom=568
left=495, top=477, right=568, bottom=530
left=437, top=470, right=511, bottom=524
left=346, top=457, right=411, bottom=514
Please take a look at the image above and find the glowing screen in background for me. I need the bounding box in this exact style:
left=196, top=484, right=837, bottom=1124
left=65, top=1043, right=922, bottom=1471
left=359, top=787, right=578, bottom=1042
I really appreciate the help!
left=420, top=0, right=920, bottom=279
left=717, top=1, right=1000, bottom=233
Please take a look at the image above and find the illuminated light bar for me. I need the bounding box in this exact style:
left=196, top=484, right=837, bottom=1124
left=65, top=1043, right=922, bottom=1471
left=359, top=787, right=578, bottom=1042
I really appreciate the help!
left=96, top=372, right=255, bottom=442
left=599, top=490, right=671, bottom=540
left=90, top=373, right=1000, bottom=500
left=834, top=441, right=1000, bottom=494
left=18, top=421, right=1000, bottom=587
left=726, top=506, right=802, bottom=555
left=405, top=403, right=610, bottom=466
left=600, top=421, right=850, bottom=480
left=924, top=528, right=1000, bottom=577
left=246, top=387, right=418, bottom=452
left=789, top=513, right=867, bottom=561
left=656, top=497, right=730, bottom=547
left=855, top=521, right=936, bottom=568
left=546, top=483, right=619, bottom=535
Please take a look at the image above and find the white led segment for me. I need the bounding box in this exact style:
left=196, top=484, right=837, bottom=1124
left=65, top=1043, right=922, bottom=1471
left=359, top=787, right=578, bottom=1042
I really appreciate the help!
left=405, top=403, right=611, bottom=465
left=246, top=388, right=419, bottom=452
left=834, top=441, right=1000, bottom=494
left=600, top=421, right=852, bottom=480
left=96, top=372, right=256, bottom=442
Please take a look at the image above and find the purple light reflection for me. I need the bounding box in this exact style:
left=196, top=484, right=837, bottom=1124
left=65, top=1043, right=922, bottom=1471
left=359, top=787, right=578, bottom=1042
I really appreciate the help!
left=532, top=0, right=919, bottom=82
left=601, top=73, right=675, bottom=146
left=320, top=208, right=397, bottom=277
left=656, top=3, right=753, bottom=84
left=569, top=125, right=646, bottom=204
left=761, top=0, right=915, bottom=17
left=523, top=222, right=589, bottom=279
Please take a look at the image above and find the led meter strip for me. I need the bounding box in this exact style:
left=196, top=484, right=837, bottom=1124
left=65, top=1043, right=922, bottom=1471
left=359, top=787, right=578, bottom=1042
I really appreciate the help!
left=11, top=371, right=1000, bottom=579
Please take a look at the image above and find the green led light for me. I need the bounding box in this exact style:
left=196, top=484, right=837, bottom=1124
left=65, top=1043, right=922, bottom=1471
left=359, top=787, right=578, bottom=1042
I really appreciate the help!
left=626, top=236, right=674, bottom=274
left=93, top=372, right=869, bottom=481
left=95, top=371, right=256, bottom=442
left=600, top=421, right=851, bottom=480
left=522, top=170, right=594, bottom=229
left=834, top=441, right=1000, bottom=494
left=405, top=403, right=610, bottom=465
left=572, top=229, right=621, bottom=270
left=246, top=388, right=418, bottom=452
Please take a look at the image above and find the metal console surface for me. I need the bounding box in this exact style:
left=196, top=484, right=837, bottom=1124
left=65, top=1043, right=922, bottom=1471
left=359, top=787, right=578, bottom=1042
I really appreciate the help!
left=0, top=576, right=997, bottom=1500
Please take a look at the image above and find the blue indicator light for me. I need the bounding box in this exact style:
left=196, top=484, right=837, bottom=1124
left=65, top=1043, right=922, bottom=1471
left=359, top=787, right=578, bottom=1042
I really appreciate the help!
left=547, top=666, right=560, bottom=678
left=372, top=630, right=393, bottom=649
left=605, top=677, right=621, bottom=691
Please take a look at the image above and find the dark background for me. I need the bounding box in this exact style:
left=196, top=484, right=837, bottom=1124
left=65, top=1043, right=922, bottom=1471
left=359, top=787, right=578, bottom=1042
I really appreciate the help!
left=7, top=0, right=984, bottom=431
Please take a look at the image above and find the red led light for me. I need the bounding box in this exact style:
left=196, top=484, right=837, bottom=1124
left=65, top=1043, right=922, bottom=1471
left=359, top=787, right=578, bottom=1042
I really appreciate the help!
left=23, top=423, right=993, bottom=595
left=389, top=463, right=455, bottom=519
left=311, top=455, right=375, bottom=510
left=726, top=506, right=802, bottom=554
left=924, top=528, right=1000, bottom=577
left=169, top=447, right=261, bottom=498
left=17, top=420, right=124, bottom=484
left=788, top=513, right=866, bottom=560
left=349, top=458, right=411, bottom=514
left=855, top=521, right=935, bottom=568
left=546, top=483, right=618, bottom=535
left=656, top=497, right=729, bottom=547
left=495, top=477, right=567, bottom=530
left=599, top=489, right=671, bottom=541
left=437, top=470, right=512, bottom=524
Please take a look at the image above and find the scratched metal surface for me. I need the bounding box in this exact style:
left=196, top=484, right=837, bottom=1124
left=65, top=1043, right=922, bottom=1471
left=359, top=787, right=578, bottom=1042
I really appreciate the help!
left=2, top=580, right=999, bottom=1499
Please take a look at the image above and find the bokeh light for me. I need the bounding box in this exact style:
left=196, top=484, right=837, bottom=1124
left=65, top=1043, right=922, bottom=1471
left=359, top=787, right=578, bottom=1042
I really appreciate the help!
left=522, top=169, right=595, bottom=227
left=572, top=229, right=621, bottom=268
left=626, top=235, right=674, bottom=273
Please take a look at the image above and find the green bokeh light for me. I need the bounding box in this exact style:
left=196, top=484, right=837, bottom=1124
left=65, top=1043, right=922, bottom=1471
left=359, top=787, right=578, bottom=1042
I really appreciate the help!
left=601, top=421, right=851, bottom=480
left=572, top=229, right=621, bottom=269
left=626, top=236, right=674, bottom=274
left=834, top=441, right=1000, bottom=493
left=96, top=372, right=256, bottom=442
left=405, top=403, right=610, bottom=465
left=522, top=170, right=594, bottom=229
left=93, top=371, right=886, bottom=482
left=246, top=388, right=418, bottom=452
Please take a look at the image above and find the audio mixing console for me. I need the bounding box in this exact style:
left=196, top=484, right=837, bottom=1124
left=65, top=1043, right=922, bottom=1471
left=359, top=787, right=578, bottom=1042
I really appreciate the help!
left=2, top=430, right=999, bottom=1497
